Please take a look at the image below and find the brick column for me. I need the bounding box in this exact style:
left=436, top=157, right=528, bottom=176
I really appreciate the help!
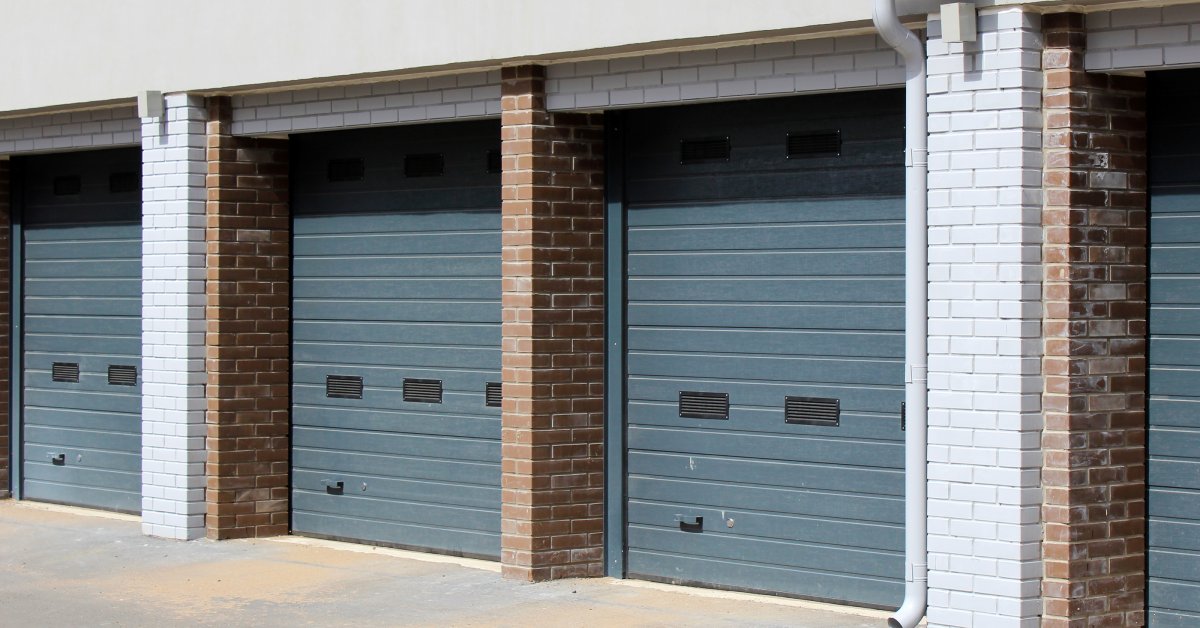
left=1041, top=13, right=1148, bottom=628
left=204, top=97, right=291, bottom=539
left=140, top=94, right=209, bottom=539
left=0, top=159, right=9, bottom=499
left=499, top=65, right=605, bottom=581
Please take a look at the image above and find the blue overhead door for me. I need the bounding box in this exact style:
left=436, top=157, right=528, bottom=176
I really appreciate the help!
left=620, top=92, right=906, bottom=606
left=19, top=148, right=142, bottom=513
left=290, top=121, right=503, bottom=558
left=1148, top=70, right=1200, bottom=627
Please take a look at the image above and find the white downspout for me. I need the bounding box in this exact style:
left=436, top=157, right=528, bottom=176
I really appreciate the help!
left=872, top=1, right=928, bottom=627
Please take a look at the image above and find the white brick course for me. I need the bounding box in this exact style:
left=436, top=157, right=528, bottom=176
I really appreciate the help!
left=1087, top=3, right=1200, bottom=71
left=0, top=106, right=140, bottom=155
left=230, top=71, right=502, bottom=135
left=544, top=35, right=904, bottom=110
left=139, top=93, right=207, bottom=540
left=925, top=8, right=1043, bottom=628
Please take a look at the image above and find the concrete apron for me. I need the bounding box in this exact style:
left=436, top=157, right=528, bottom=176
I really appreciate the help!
left=0, top=501, right=892, bottom=627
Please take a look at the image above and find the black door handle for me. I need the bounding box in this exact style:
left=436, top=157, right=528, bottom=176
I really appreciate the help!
left=676, top=515, right=703, bottom=533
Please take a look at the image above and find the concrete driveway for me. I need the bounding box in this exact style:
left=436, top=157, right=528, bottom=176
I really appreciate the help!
left=0, top=501, right=890, bottom=627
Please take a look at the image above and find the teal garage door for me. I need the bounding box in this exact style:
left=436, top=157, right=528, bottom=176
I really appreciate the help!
left=1148, top=70, right=1200, bottom=626
left=619, top=92, right=906, bottom=606
left=18, top=148, right=142, bottom=512
left=290, top=120, right=503, bottom=558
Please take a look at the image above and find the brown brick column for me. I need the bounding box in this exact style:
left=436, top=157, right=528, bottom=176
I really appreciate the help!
left=1041, top=13, right=1148, bottom=628
left=0, top=159, right=9, bottom=499
left=204, top=97, right=291, bottom=539
left=499, top=65, right=605, bottom=581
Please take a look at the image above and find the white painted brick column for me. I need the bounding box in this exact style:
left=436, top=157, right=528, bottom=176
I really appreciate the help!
left=140, top=94, right=207, bottom=540
left=925, top=8, right=1043, bottom=627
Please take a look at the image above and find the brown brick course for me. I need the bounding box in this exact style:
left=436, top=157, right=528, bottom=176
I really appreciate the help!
left=0, top=160, right=9, bottom=499
left=204, top=97, right=291, bottom=539
left=1041, top=13, right=1148, bottom=628
left=499, top=65, right=606, bottom=581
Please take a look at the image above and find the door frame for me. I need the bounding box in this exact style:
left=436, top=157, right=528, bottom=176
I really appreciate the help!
left=602, top=112, right=627, bottom=577
left=7, top=156, right=25, bottom=500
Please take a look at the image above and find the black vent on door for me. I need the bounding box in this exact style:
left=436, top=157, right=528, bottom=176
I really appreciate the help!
left=404, top=378, right=443, bottom=403
left=786, top=131, right=841, bottom=158
left=486, top=149, right=502, bottom=174
left=107, top=364, right=138, bottom=386
left=679, top=391, right=729, bottom=419
left=109, top=172, right=140, bottom=194
left=680, top=137, right=730, bottom=165
left=327, top=158, right=365, bottom=182
left=405, top=153, right=444, bottom=177
left=53, top=176, right=82, bottom=196
left=485, top=382, right=502, bottom=407
left=785, top=396, right=840, bottom=426
left=326, top=375, right=363, bottom=399
left=52, top=362, right=80, bottom=383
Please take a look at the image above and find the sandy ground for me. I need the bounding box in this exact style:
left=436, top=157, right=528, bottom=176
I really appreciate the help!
left=0, top=500, right=891, bottom=627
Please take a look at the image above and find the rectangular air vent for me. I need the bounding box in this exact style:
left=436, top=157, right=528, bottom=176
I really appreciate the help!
left=785, top=396, right=840, bottom=427
left=485, top=382, right=502, bottom=408
left=109, top=172, right=139, bottom=194
left=403, top=378, right=443, bottom=403
left=679, top=391, right=729, bottom=420
left=680, top=137, right=730, bottom=165
left=52, top=362, right=80, bottom=383
left=326, top=375, right=364, bottom=399
left=107, top=364, right=138, bottom=386
left=53, top=176, right=82, bottom=196
left=327, top=158, right=365, bottom=182
left=404, top=153, right=444, bottom=177
left=786, top=131, right=841, bottom=158
left=486, top=149, right=502, bottom=174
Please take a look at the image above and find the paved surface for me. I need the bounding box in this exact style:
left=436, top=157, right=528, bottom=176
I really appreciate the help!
left=0, top=501, right=891, bottom=627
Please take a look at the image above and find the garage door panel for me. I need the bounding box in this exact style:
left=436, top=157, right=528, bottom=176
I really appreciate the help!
left=294, top=278, right=498, bottom=300
left=1150, top=488, right=1200, bottom=519
left=23, top=423, right=139, bottom=452
left=24, top=238, right=140, bottom=261
left=293, top=490, right=497, bottom=531
left=24, top=259, right=141, bottom=280
left=293, top=321, right=498, bottom=346
left=295, top=447, right=497, bottom=486
left=1150, top=519, right=1200, bottom=551
left=1148, top=337, right=1200, bottom=366
left=294, top=425, right=498, bottom=463
left=627, top=167, right=903, bottom=206
left=626, top=551, right=902, bottom=606
left=1150, top=217, right=1200, bottom=244
left=291, top=511, right=499, bottom=558
left=293, top=255, right=496, bottom=280
left=628, top=453, right=902, bottom=504
left=295, top=231, right=497, bottom=257
left=628, top=501, right=902, bottom=551
left=1149, top=366, right=1200, bottom=396
left=294, top=407, right=499, bottom=440
left=628, top=198, right=903, bottom=227
left=629, top=378, right=902, bottom=414
left=292, top=364, right=494, bottom=390
left=1148, top=309, right=1200, bottom=336
left=629, top=353, right=901, bottom=387
left=293, top=385, right=496, bottom=417
left=629, top=404, right=901, bottom=440
left=628, top=303, right=902, bottom=331
left=293, top=208, right=499, bottom=235
left=24, top=280, right=140, bottom=299
left=628, top=329, right=903, bottom=358
left=24, top=317, right=139, bottom=336
left=24, top=297, right=139, bottom=318
left=1146, top=574, right=1200, bottom=617
left=23, top=387, right=138, bottom=414
left=629, top=426, right=901, bottom=468
left=627, top=251, right=905, bottom=278
left=22, top=335, right=139, bottom=356
left=294, top=299, right=497, bottom=323
left=1148, top=399, right=1200, bottom=428
left=293, top=470, right=499, bottom=510
left=294, top=343, right=497, bottom=370
left=20, top=480, right=140, bottom=513
left=628, top=222, right=903, bottom=253
left=629, top=278, right=903, bottom=304
left=23, top=457, right=140, bottom=489
left=1150, top=278, right=1200, bottom=304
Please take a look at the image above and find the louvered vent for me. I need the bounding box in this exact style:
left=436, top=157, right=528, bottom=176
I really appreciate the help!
left=404, top=153, right=444, bottom=177
left=109, top=172, right=140, bottom=194
left=679, top=391, right=729, bottom=420
left=786, top=131, right=841, bottom=158
left=108, top=364, right=138, bottom=386
left=485, top=382, right=502, bottom=408
left=486, top=149, right=502, bottom=174
left=785, top=396, right=840, bottom=426
left=53, top=176, right=82, bottom=196
left=680, top=137, right=730, bottom=165
left=326, top=375, right=364, bottom=399
left=327, top=158, right=365, bottom=182
left=52, top=362, right=80, bottom=383
left=403, top=378, right=443, bottom=403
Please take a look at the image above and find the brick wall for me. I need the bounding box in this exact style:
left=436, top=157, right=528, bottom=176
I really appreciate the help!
left=1041, top=13, right=1148, bottom=627
left=0, top=106, right=140, bottom=155
left=0, top=160, right=9, bottom=499
left=1085, top=4, right=1200, bottom=72
left=204, top=97, right=291, bottom=539
left=140, top=94, right=209, bottom=540
left=499, top=65, right=606, bottom=581
left=925, top=9, right=1045, bottom=626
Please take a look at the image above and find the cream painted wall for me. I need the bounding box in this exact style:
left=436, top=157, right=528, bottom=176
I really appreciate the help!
left=0, top=0, right=1146, bottom=114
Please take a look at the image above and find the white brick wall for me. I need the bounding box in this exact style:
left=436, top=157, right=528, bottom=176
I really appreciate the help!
left=0, top=106, right=140, bottom=155
left=925, top=8, right=1043, bottom=628
left=1086, top=4, right=1200, bottom=71
left=544, top=35, right=905, bottom=109
left=139, top=94, right=207, bottom=540
left=230, top=71, right=502, bottom=135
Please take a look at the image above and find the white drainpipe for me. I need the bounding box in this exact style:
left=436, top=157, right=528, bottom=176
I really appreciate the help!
left=872, top=1, right=928, bottom=627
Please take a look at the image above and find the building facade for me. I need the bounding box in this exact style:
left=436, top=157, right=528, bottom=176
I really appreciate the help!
left=1, top=1, right=1198, bottom=626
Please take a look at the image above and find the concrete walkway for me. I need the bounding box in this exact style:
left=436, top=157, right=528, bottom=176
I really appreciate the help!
left=0, top=501, right=890, bottom=627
